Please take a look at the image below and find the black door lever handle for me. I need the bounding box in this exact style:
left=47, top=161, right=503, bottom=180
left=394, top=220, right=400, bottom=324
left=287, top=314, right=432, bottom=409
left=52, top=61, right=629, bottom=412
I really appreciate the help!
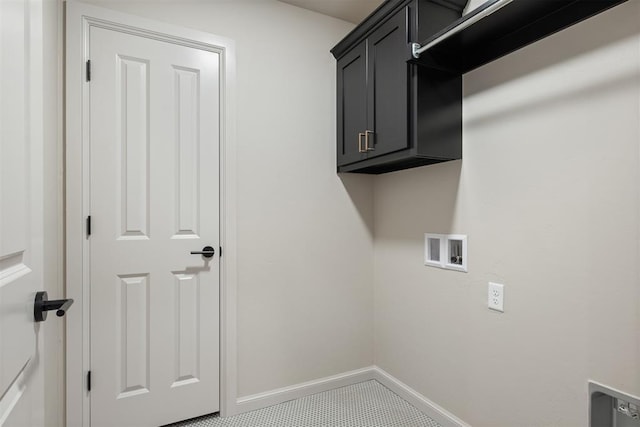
left=34, top=291, right=74, bottom=322
left=190, top=246, right=215, bottom=258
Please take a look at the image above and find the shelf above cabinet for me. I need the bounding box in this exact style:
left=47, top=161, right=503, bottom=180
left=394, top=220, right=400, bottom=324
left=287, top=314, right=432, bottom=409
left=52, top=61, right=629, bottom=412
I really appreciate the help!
left=410, top=0, right=629, bottom=74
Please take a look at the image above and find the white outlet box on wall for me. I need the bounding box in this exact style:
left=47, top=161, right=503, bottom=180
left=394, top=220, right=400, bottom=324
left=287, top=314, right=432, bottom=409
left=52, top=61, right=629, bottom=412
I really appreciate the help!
left=424, top=233, right=445, bottom=268
left=444, top=234, right=467, bottom=272
left=424, top=233, right=467, bottom=272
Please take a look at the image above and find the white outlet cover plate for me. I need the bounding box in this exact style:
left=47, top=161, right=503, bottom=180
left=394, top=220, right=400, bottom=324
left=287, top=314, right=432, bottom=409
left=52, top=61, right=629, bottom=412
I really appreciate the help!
left=488, top=282, right=504, bottom=312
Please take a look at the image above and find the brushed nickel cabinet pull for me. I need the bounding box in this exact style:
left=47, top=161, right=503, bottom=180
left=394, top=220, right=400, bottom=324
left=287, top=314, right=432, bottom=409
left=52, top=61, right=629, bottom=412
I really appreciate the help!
left=365, top=130, right=375, bottom=151
left=358, top=132, right=366, bottom=153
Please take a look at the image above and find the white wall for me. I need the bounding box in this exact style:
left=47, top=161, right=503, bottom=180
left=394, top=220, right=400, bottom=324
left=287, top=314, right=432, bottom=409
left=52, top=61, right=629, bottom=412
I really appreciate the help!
left=48, top=1, right=640, bottom=425
left=77, top=0, right=373, bottom=399
left=373, top=2, right=640, bottom=426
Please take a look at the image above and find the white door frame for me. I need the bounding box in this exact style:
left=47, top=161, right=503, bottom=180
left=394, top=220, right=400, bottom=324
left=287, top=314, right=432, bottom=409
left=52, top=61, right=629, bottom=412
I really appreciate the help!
left=65, top=3, right=238, bottom=425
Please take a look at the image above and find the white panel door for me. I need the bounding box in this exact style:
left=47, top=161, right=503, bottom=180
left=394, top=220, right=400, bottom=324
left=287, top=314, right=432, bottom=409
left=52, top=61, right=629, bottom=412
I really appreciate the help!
left=0, top=0, right=46, bottom=426
left=89, top=26, right=220, bottom=427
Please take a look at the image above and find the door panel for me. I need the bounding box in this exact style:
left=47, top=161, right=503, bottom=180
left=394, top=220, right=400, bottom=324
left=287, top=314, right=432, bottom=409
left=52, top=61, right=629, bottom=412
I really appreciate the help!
left=337, top=42, right=368, bottom=166
left=0, top=0, right=45, bottom=425
left=116, top=273, right=150, bottom=397
left=175, top=67, right=201, bottom=238
left=89, top=27, right=220, bottom=427
left=117, top=55, right=150, bottom=240
left=367, top=8, right=409, bottom=157
left=172, top=271, right=201, bottom=386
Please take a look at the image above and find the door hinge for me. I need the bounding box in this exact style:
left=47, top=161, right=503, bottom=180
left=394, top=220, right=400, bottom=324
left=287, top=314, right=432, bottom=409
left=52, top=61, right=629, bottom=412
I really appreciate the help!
left=86, top=60, right=91, bottom=82
left=87, top=371, right=91, bottom=392
left=86, top=215, right=91, bottom=237
left=219, top=246, right=222, bottom=257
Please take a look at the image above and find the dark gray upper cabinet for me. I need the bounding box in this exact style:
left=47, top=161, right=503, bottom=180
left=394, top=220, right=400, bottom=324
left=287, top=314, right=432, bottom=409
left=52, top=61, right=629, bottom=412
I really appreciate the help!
left=366, top=10, right=409, bottom=159
left=332, top=0, right=465, bottom=174
left=337, top=42, right=368, bottom=166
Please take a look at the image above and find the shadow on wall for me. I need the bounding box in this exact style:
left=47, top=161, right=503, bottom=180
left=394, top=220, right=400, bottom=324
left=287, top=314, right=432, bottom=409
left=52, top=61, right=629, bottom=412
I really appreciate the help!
left=372, top=160, right=463, bottom=241
left=339, top=173, right=375, bottom=237
left=465, top=63, right=638, bottom=129
left=465, top=2, right=640, bottom=96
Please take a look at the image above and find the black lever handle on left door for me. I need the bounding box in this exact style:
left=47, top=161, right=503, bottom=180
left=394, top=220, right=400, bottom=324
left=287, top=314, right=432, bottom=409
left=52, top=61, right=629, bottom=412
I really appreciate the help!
left=190, top=246, right=215, bottom=258
left=34, top=291, right=74, bottom=322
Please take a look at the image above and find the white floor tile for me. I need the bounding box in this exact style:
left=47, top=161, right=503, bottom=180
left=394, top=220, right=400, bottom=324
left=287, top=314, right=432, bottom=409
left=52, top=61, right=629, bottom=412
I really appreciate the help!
left=168, top=380, right=441, bottom=427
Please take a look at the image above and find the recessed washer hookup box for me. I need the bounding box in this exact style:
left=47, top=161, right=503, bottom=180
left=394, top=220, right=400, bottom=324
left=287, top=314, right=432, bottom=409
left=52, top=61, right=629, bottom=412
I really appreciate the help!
left=590, top=381, right=640, bottom=427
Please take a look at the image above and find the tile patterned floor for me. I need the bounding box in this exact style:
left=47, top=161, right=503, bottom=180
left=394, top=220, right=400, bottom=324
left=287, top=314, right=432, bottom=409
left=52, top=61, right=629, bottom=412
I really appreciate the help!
left=168, top=380, right=441, bottom=427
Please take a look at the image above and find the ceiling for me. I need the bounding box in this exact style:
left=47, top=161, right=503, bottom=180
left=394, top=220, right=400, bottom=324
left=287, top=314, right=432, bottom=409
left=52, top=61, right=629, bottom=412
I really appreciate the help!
left=277, top=0, right=385, bottom=24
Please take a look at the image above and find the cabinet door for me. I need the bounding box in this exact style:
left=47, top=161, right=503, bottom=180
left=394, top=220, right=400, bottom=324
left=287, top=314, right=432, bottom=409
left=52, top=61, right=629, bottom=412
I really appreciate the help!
left=337, top=41, right=367, bottom=166
left=367, top=8, right=409, bottom=157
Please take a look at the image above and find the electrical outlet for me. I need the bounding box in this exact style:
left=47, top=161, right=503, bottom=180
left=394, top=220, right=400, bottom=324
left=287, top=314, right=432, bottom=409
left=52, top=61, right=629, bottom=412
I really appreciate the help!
left=488, top=282, right=504, bottom=312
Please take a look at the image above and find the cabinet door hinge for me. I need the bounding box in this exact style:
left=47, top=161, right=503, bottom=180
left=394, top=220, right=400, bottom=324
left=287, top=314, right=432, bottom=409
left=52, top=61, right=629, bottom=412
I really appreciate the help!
left=87, top=371, right=92, bottom=392
left=86, top=60, right=91, bottom=82
left=86, top=216, right=91, bottom=237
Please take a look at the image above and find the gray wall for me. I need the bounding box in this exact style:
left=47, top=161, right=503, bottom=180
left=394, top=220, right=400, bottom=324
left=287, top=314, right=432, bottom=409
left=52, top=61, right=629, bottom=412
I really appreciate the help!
left=373, top=2, right=640, bottom=425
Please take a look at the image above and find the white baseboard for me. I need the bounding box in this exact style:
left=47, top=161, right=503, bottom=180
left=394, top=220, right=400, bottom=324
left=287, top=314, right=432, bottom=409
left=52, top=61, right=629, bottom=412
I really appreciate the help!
left=235, top=366, right=376, bottom=414
left=372, top=367, right=471, bottom=427
left=233, top=365, right=469, bottom=427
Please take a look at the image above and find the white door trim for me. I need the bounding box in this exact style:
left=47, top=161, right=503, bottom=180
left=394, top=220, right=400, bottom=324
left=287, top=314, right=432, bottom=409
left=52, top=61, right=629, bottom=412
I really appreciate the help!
left=65, top=3, right=238, bottom=425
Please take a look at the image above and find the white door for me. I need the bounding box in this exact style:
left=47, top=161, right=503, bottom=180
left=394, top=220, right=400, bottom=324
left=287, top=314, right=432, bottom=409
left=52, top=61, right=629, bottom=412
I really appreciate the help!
left=88, top=26, right=220, bottom=427
left=0, top=0, right=46, bottom=426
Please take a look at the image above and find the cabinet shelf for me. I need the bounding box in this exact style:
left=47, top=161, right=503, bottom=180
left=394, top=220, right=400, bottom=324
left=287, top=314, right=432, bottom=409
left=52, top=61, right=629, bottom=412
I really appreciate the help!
left=410, top=0, right=629, bottom=74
